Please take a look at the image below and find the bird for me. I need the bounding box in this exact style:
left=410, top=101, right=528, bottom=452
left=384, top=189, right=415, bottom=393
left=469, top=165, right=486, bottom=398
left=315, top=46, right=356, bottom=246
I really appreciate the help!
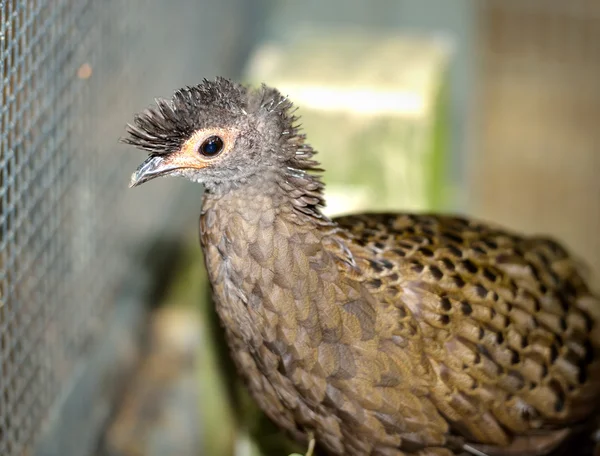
left=123, top=77, right=600, bottom=456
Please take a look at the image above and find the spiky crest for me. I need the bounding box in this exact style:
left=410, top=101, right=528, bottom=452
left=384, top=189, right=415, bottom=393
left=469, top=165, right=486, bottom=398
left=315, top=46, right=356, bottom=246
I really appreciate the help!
left=121, top=77, right=247, bottom=154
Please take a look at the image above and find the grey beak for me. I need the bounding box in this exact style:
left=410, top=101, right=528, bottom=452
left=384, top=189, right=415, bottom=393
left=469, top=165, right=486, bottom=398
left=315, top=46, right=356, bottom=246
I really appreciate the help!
left=129, top=155, right=178, bottom=188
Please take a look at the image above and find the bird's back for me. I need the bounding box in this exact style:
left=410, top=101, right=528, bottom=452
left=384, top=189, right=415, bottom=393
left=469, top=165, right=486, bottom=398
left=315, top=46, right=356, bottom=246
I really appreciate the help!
left=333, top=212, right=600, bottom=454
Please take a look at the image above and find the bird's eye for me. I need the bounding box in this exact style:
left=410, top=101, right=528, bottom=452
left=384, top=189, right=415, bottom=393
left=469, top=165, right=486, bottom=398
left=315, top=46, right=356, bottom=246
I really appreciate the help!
left=199, top=136, right=224, bottom=157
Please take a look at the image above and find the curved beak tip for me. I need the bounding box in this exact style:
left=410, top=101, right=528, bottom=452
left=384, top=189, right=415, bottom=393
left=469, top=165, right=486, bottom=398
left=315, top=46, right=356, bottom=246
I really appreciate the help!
left=129, top=172, right=141, bottom=188
left=128, top=155, right=172, bottom=189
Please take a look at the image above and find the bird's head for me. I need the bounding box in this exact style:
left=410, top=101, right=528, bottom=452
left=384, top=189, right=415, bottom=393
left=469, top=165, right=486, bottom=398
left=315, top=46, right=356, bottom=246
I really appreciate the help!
left=123, top=77, right=321, bottom=194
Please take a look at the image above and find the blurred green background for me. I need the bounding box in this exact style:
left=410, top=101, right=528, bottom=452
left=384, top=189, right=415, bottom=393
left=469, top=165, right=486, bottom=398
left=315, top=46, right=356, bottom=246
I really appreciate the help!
left=0, top=1, right=598, bottom=456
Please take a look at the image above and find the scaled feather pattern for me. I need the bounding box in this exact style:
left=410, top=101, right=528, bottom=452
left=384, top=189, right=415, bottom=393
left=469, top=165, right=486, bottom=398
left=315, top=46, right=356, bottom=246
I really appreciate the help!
left=124, top=78, right=600, bottom=456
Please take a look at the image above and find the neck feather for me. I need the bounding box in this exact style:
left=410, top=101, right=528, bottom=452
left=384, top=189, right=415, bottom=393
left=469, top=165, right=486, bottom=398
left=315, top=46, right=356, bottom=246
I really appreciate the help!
left=204, top=163, right=332, bottom=226
left=199, top=174, right=342, bottom=347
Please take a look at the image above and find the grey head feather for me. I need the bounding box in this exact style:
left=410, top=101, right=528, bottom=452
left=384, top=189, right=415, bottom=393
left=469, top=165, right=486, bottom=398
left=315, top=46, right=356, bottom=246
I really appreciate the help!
left=122, top=77, right=247, bottom=154
left=122, top=77, right=328, bottom=218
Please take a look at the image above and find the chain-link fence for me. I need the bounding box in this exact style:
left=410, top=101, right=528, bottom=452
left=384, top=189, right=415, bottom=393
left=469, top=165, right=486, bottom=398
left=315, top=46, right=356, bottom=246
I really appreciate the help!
left=0, top=1, right=261, bottom=455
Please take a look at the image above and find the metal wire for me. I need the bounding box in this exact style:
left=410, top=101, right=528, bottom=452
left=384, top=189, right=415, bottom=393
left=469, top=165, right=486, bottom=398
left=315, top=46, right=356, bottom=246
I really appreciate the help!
left=0, top=1, right=128, bottom=454
left=0, top=0, right=260, bottom=452
left=0, top=0, right=195, bottom=452
left=0, top=0, right=597, bottom=455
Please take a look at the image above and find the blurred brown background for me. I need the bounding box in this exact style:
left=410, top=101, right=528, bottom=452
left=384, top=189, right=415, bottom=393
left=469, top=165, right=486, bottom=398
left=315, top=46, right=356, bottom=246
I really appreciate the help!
left=0, top=1, right=598, bottom=456
left=473, top=0, right=600, bottom=279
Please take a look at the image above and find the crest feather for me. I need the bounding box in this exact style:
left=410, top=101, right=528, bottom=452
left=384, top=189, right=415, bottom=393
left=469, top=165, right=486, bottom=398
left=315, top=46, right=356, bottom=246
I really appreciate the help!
left=121, top=77, right=248, bottom=154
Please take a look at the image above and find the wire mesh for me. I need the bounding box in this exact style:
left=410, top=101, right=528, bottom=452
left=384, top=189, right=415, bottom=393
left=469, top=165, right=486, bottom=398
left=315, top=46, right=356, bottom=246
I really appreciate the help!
left=0, top=1, right=129, bottom=454
left=3, top=0, right=596, bottom=454
left=0, top=0, right=262, bottom=453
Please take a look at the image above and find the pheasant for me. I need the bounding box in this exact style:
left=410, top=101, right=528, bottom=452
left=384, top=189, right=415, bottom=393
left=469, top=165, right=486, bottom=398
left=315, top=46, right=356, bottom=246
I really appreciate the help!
left=124, top=77, right=600, bottom=456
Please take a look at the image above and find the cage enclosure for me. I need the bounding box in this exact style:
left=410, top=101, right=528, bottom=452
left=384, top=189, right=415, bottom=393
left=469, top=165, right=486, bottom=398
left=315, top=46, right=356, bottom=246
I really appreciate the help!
left=0, top=1, right=598, bottom=456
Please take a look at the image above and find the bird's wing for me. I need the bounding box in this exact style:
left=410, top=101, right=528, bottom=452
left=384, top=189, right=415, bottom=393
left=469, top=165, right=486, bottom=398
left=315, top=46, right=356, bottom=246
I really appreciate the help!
left=333, top=212, right=600, bottom=448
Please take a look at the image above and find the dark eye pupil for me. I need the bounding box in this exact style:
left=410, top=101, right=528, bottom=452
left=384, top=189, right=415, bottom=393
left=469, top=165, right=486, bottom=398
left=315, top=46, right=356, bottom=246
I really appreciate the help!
left=200, top=136, right=224, bottom=156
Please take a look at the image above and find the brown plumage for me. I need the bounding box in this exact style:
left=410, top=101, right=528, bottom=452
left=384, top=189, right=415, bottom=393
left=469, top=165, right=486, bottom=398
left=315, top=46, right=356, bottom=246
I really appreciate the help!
left=124, top=78, right=600, bottom=456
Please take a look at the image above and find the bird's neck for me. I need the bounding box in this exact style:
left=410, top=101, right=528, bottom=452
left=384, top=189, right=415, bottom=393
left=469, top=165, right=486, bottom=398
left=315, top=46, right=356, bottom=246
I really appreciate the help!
left=201, top=167, right=333, bottom=239
left=199, top=174, right=341, bottom=348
